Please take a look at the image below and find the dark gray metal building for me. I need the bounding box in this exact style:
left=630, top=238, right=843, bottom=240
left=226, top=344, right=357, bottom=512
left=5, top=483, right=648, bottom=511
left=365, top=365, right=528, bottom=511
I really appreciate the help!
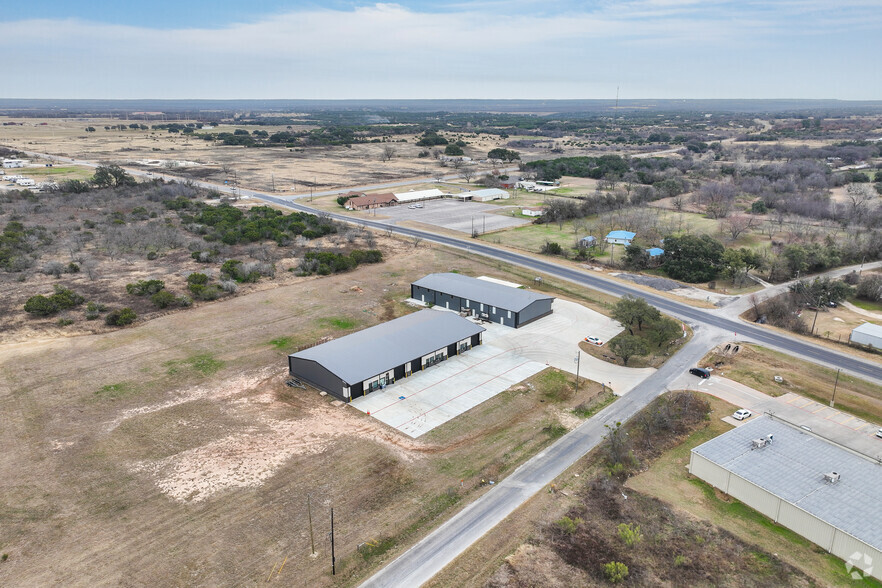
left=411, top=273, right=554, bottom=328
left=288, top=309, right=485, bottom=401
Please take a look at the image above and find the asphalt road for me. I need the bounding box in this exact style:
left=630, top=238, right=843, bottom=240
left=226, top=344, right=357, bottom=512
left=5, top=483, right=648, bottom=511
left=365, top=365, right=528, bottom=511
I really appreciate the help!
left=17, top=149, right=882, bottom=586
left=252, top=192, right=882, bottom=385
left=359, top=326, right=723, bottom=587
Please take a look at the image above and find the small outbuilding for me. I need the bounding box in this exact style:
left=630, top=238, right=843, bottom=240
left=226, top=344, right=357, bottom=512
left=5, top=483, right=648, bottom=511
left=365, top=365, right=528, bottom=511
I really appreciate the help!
left=646, top=247, right=664, bottom=258
left=2, top=159, right=27, bottom=168
left=289, top=309, right=485, bottom=401
left=579, top=236, right=597, bottom=248
left=605, top=230, right=636, bottom=246
left=522, top=206, right=544, bottom=217
left=411, top=273, right=554, bottom=328
left=850, top=322, right=882, bottom=349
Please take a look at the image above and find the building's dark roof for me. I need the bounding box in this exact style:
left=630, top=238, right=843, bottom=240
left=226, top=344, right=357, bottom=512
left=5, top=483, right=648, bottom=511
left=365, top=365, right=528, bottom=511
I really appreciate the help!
left=290, top=310, right=484, bottom=385
left=412, top=273, right=554, bottom=313
left=693, top=417, right=882, bottom=550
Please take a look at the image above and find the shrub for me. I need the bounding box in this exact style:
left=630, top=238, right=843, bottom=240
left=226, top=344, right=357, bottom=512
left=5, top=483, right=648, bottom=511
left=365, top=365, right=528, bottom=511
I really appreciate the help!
left=186, top=272, right=209, bottom=286
left=556, top=516, right=583, bottom=535
left=24, top=295, right=59, bottom=316
left=105, top=308, right=137, bottom=326
left=541, top=241, right=563, bottom=255
left=57, top=317, right=74, bottom=326
left=674, top=554, right=689, bottom=567
left=150, top=290, right=177, bottom=308
left=67, top=262, right=80, bottom=273
left=126, top=279, right=165, bottom=296
left=603, top=561, right=629, bottom=584
left=617, top=523, right=643, bottom=547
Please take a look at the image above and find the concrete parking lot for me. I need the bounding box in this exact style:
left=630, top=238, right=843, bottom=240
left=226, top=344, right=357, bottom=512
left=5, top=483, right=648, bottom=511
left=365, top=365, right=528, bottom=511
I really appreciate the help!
left=375, top=198, right=529, bottom=234
left=672, top=372, right=882, bottom=458
left=350, top=300, right=656, bottom=437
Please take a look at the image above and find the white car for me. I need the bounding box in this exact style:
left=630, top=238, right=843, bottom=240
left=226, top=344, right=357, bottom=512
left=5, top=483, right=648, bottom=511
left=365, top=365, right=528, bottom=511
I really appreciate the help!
left=733, top=409, right=753, bottom=421
left=876, top=428, right=882, bottom=439
left=584, top=336, right=603, bottom=346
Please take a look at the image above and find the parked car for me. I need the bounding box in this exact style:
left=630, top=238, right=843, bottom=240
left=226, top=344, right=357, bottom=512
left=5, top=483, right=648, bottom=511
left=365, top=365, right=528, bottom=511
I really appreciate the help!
left=876, top=428, right=882, bottom=439
left=689, top=367, right=711, bottom=379
left=733, top=409, right=753, bottom=421
left=584, top=336, right=603, bottom=346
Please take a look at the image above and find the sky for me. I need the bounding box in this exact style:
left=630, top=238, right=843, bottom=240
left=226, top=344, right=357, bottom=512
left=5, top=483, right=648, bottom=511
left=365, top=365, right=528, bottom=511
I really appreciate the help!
left=2, top=1, right=881, bottom=100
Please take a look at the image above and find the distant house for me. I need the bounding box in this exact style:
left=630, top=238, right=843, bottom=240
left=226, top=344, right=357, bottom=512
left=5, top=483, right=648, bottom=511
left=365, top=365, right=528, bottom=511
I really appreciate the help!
left=579, top=236, right=596, bottom=248
left=522, top=207, right=545, bottom=217
left=346, top=193, right=397, bottom=211
left=605, top=230, right=636, bottom=246
left=2, top=159, right=27, bottom=168
left=646, top=247, right=664, bottom=258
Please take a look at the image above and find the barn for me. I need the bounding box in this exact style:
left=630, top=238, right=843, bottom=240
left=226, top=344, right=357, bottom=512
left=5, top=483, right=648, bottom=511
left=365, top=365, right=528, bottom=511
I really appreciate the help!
left=850, top=322, right=882, bottom=350
left=689, top=417, right=882, bottom=582
left=288, top=309, right=485, bottom=401
left=411, top=273, right=554, bottom=328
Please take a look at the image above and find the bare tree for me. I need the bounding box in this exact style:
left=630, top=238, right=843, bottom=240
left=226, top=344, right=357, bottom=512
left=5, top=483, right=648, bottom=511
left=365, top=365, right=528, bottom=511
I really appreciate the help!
left=460, top=167, right=475, bottom=184
left=697, top=181, right=737, bottom=219
left=381, top=145, right=396, bottom=162
left=845, top=183, right=874, bottom=220
left=722, top=214, right=757, bottom=241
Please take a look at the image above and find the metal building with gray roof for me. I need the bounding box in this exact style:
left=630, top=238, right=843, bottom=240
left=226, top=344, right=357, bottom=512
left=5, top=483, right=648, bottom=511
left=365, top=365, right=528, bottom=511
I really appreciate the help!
left=411, top=273, right=554, bottom=328
left=689, top=416, right=882, bottom=581
left=288, top=309, right=485, bottom=401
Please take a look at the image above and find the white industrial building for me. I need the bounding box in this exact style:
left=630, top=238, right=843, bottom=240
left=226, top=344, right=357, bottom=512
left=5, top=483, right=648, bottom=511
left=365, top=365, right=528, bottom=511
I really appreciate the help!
left=392, top=188, right=445, bottom=203
left=2, top=159, right=28, bottom=168
left=850, top=322, right=882, bottom=350
left=689, top=417, right=882, bottom=582
left=462, top=188, right=509, bottom=202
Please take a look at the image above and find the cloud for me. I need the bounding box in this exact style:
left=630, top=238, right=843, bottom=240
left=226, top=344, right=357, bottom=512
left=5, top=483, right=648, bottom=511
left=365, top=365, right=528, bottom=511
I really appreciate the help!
left=1, top=2, right=878, bottom=99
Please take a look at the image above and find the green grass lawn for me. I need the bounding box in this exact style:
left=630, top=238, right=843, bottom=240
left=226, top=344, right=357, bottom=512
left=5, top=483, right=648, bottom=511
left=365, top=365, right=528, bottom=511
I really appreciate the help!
left=850, top=297, right=882, bottom=312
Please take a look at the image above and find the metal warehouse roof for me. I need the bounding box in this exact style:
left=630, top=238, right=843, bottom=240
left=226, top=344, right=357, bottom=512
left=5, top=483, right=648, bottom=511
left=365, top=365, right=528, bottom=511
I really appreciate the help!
left=692, top=417, right=882, bottom=550
left=853, top=322, right=882, bottom=337
left=290, top=309, right=485, bottom=386
left=412, top=273, right=554, bottom=313
left=392, top=188, right=444, bottom=202
left=464, top=188, right=508, bottom=199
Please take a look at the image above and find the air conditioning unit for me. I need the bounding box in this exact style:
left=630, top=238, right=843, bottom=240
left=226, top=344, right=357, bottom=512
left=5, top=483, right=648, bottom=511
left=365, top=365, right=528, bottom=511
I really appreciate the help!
left=752, top=438, right=767, bottom=449
left=824, top=472, right=841, bottom=484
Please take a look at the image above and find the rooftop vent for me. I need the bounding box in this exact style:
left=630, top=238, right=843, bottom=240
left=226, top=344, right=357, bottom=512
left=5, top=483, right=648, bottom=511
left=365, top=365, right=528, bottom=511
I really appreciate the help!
left=752, top=438, right=768, bottom=449
left=824, top=472, right=841, bottom=484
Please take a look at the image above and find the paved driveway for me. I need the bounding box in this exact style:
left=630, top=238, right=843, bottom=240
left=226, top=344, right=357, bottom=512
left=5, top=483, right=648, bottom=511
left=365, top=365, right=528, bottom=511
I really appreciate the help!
left=350, top=343, right=545, bottom=437
left=375, top=199, right=528, bottom=234
left=671, top=372, right=882, bottom=457
left=488, top=299, right=656, bottom=394
left=351, top=301, right=656, bottom=437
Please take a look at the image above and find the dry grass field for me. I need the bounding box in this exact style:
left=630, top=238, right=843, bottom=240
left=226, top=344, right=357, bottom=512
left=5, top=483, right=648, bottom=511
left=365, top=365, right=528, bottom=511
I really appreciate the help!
left=0, top=241, right=621, bottom=588
left=0, top=117, right=521, bottom=194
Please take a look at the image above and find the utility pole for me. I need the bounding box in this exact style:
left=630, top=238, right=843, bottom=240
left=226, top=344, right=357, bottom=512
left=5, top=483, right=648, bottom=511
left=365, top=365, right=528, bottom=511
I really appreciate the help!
left=307, top=494, right=315, bottom=555
left=271, top=173, right=275, bottom=192
left=830, top=368, right=841, bottom=407
left=574, top=350, right=581, bottom=394
left=330, top=507, right=336, bottom=576
left=811, top=294, right=822, bottom=335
